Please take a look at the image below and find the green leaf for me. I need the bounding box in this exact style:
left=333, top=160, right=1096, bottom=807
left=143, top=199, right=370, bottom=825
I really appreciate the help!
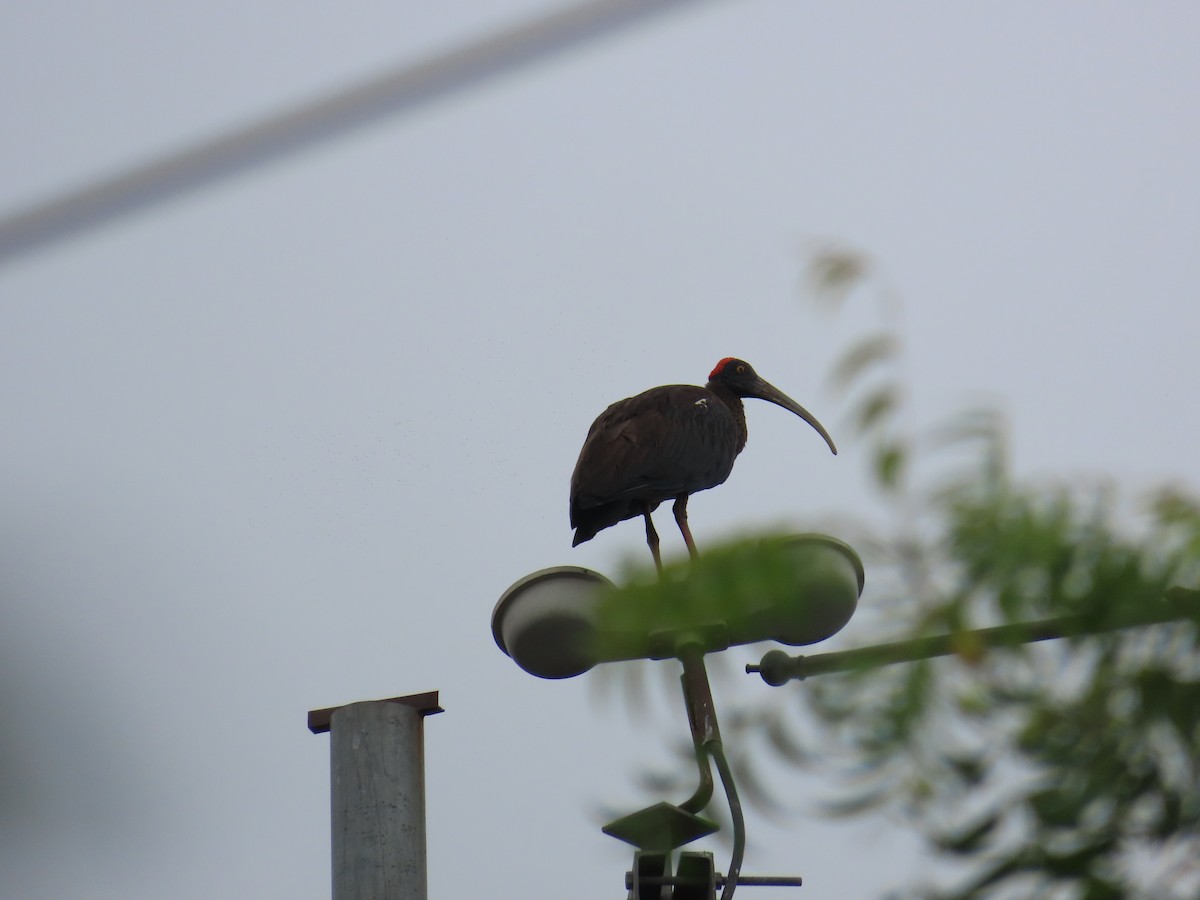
left=853, top=386, right=899, bottom=434
left=1029, top=786, right=1086, bottom=828
left=942, top=752, right=989, bottom=787
left=821, top=787, right=889, bottom=818
left=803, top=246, right=871, bottom=308
left=828, top=333, right=898, bottom=393
left=933, top=811, right=1001, bottom=854
left=874, top=441, right=907, bottom=492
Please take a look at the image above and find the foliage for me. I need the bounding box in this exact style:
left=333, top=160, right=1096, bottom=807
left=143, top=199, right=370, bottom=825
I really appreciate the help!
left=794, top=471, right=1200, bottom=899
left=790, top=248, right=1200, bottom=897
left=610, top=247, right=1200, bottom=898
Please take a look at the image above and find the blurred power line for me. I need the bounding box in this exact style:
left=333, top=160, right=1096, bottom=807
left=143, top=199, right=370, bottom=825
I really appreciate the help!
left=0, top=0, right=711, bottom=267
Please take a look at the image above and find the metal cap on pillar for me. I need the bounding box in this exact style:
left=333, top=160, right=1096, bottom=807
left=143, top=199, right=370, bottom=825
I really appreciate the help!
left=309, top=692, right=443, bottom=900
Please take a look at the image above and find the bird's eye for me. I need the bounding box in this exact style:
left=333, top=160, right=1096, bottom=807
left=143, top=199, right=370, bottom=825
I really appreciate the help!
left=736, top=365, right=746, bottom=374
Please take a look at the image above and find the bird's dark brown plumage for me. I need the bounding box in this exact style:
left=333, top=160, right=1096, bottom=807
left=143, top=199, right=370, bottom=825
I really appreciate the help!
left=569, top=358, right=836, bottom=569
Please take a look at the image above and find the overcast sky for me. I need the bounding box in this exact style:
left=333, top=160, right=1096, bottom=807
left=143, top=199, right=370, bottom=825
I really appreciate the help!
left=2, top=3, right=1198, bottom=898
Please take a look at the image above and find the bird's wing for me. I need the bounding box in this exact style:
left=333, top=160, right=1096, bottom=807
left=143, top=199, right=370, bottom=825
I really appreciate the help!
left=570, top=385, right=737, bottom=514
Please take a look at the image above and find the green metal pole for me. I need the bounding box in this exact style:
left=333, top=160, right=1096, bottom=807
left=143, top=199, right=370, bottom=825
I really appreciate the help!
left=747, top=590, right=1198, bottom=686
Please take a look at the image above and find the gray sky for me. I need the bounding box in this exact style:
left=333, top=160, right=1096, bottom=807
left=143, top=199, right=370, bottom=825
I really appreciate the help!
left=2, top=3, right=1198, bottom=897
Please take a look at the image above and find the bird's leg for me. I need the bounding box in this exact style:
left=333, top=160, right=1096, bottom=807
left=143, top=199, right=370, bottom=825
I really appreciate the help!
left=673, top=495, right=699, bottom=560
left=641, top=503, right=663, bottom=574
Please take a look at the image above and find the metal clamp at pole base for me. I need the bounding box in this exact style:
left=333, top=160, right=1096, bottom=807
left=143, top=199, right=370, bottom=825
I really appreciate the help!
left=625, top=852, right=804, bottom=899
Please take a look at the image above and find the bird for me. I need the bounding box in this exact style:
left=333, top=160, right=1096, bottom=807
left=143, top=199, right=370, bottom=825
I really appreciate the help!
left=569, top=357, right=837, bottom=571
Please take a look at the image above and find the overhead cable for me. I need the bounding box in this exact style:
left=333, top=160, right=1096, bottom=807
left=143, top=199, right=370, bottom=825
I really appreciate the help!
left=0, top=0, right=709, bottom=266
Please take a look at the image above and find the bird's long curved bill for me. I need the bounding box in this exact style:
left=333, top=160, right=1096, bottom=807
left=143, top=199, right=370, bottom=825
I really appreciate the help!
left=754, top=379, right=838, bottom=455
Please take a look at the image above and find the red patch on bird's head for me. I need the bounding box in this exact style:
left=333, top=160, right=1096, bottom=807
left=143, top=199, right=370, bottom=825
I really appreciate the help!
left=709, top=357, right=737, bottom=380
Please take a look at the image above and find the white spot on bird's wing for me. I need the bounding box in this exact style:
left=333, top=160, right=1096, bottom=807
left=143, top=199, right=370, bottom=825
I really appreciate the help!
left=694, top=398, right=708, bottom=408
